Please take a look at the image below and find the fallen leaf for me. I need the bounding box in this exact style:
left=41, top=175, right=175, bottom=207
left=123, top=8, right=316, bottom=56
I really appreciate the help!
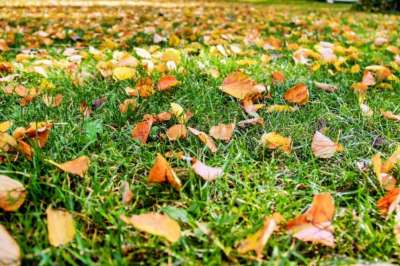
left=135, top=77, right=154, bottom=97
left=220, top=71, right=264, bottom=100
left=362, top=70, right=376, bottom=86
left=377, top=188, right=400, bottom=217
left=266, top=104, right=298, bottom=113
left=0, top=175, right=26, bottom=212
left=131, top=117, right=154, bottom=144
left=42, top=94, right=63, bottom=107
left=51, top=156, right=90, bottom=177
left=46, top=207, right=76, bottom=247
left=23, top=121, right=52, bottom=148
left=237, top=117, right=264, bottom=128
left=209, top=123, right=235, bottom=142
left=170, top=103, right=188, bottom=124
left=287, top=193, right=335, bottom=247
left=120, top=212, right=181, bottom=243
left=237, top=213, right=283, bottom=259
left=113, top=66, right=135, bottom=80
left=372, top=154, right=397, bottom=191
left=0, top=224, right=20, bottom=266
left=191, top=158, right=223, bottom=181
left=148, top=153, right=182, bottom=190
left=272, top=71, right=285, bottom=83
left=242, top=98, right=264, bottom=117
left=261, top=132, right=292, bottom=153
left=381, top=110, right=400, bottom=122
left=188, top=127, right=218, bottom=153
left=157, top=75, right=179, bottom=91
left=119, top=99, right=137, bottom=113
left=92, top=96, right=107, bottom=110
left=0, top=121, right=12, bottom=133
left=311, top=131, right=343, bottom=159
left=166, top=124, right=187, bottom=141
left=154, top=112, right=172, bottom=122
left=121, top=181, right=133, bottom=205
left=80, top=101, right=93, bottom=117
left=314, top=81, right=337, bottom=93
left=284, top=83, right=309, bottom=105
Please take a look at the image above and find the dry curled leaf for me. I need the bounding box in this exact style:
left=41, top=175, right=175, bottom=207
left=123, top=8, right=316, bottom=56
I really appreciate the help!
left=0, top=175, right=26, bottom=212
left=0, top=224, right=20, bottom=266
left=377, top=188, right=400, bottom=217
left=381, top=110, right=400, bottom=122
left=372, top=154, right=397, bottom=191
left=120, top=212, right=181, bottom=243
left=191, top=158, right=223, bottom=181
left=241, top=98, right=264, bottom=117
left=188, top=127, right=218, bottom=153
left=46, top=207, right=76, bottom=247
left=237, top=117, right=264, bottom=128
left=314, top=81, right=337, bottom=93
left=51, top=156, right=90, bottom=177
left=287, top=193, right=335, bottom=247
left=119, top=99, right=137, bottom=113
left=135, top=77, right=154, bottom=97
left=220, top=71, right=264, bottom=100
left=166, top=124, right=187, bottom=141
left=261, top=132, right=292, bottom=153
left=237, top=213, right=283, bottom=259
left=311, top=131, right=343, bottom=159
left=157, top=75, right=179, bottom=91
left=209, top=123, right=235, bottom=142
left=148, top=153, right=182, bottom=190
left=131, top=117, right=154, bottom=144
left=284, top=83, right=309, bottom=105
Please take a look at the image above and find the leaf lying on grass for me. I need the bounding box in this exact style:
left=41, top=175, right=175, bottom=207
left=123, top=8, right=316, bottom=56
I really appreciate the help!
left=47, top=156, right=90, bottom=177
left=0, top=224, right=20, bottom=266
left=46, top=207, right=76, bottom=247
left=0, top=175, right=26, bottom=212
left=284, top=83, right=309, bottom=105
left=190, top=158, right=224, bottom=181
left=261, top=132, right=292, bottom=153
left=148, top=153, right=182, bottom=190
left=220, top=71, right=265, bottom=100
left=120, top=212, right=181, bottom=243
left=131, top=117, right=154, bottom=144
left=166, top=124, right=188, bottom=141
left=209, top=123, right=235, bottom=142
left=311, top=131, right=343, bottom=159
left=188, top=127, right=218, bottom=153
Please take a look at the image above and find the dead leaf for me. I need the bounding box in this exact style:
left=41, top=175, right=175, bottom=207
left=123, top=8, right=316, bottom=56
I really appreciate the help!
left=121, top=181, right=133, bottom=205
left=42, top=94, right=63, bottom=107
left=237, top=213, right=283, bottom=259
left=157, top=75, right=179, bottom=91
left=191, top=158, right=223, bottom=181
left=272, top=71, right=285, bottom=83
left=382, top=147, right=400, bottom=173
left=113, top=66, right=135, bottom=80
left=46, top=207, right=76, bottom=247
left=381, top=110, right=400, bottom=122
left=266, top=104, right=298, bottom=113
left=166, top=124, right=187, bottom=141
left=120, top=212, right=181, bottom=243
left=311, top=131, right=343, bottom=159
left=131, top=118, right=154, bottom=144
left=0, top=121, right=12, bottom=133
left=188, top=127, right=218, bottom=153
left=377, top=188, right=400, bottom=217
left=242, top=98, right=264, bottom=117
left=0, top=224, right=20, bottom=266
left=170, top=103, right=188, bottom=124
left=135, top=77, right=154, bottom=97
left=314, top=81, right=337, bottom=93
left=119, top=99, right=137, bottom=113
left=372, top=154, right=397, bottom=191
left=287, top=193, right=335, bottom=247
left=148, top=153, right=182, bottom=190
left=261, top=132, right=292, bottom=153
left=0, top=175, right=26, bottom=212
left=284, top=83, right=309, bottom=105
left=51, top=156, right=90, bottom=177
left=220, top=71, right=264, bottom=100
left=209, top=123, right=235, bottom=142
left=362, top=70, right=376, bottom=86
left=237, top=117, right=264, bottom=128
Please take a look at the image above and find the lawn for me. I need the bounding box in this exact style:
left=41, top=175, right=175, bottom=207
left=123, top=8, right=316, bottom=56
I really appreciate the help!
left=1, top=1, right=400, bottom=265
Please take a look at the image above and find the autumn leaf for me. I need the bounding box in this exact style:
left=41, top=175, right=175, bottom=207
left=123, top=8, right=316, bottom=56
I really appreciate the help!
left=46, top=207, right=76, bottom=247
left=119, top=99, right=137, bottom=113
left=261, top=132, right=292, bottom=153
left=0, top=121, right=12, bottom=132
left=113, top=66, right=135, bottom=80
left=284, top=83, right=309, bottom=105
left=170, top=103, right=188, bottom=124
left=120, top=181, right=133, bottom=205
left=148, top=153, right=182, bottom=190
left=272, top=71, right=285, bottom=83
left=157, top=75, right=179, bottom=91
left=377, top=188, right=400, bottom=217
left=287, top=193, right=335, bottom=247
left=371, top=154, right=397, bottom=191
left=311, top=131, right=343, bottom=159
left=0, top=175, right=26, bottom=212
left=220, top=71, right=265, bottom=100
left=237, top=213, right=283, bottom=259
left=241, top=98, right=264, bottom=117
left=190, top=158, right=223, bottom=181
left=382, top=147, right=400, bottom=173
left=188, top=127, right=218, bottom=153
left=266, top=104, right=298, bottom=113
left=131, top=117, right=154, bottom=144
left=314, top=81, right=337, bottom=93
left=381, top=110, right=400, bottom=122
left=135, top=77, right=154, bottom=97
left=166, top=124, right=187, bottom=141
left=49, top=156, right=90, bottom=177
left=120, top=212, right=181, bottom=243
left=0, top=224, right=20, bottom=266
left=209, top=123, right=235, bottom=142
left=237, top=117, right=264, bottom=128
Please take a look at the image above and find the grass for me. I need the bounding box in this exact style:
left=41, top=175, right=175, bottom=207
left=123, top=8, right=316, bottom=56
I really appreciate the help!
left=1, top=1, right=400, bottom=265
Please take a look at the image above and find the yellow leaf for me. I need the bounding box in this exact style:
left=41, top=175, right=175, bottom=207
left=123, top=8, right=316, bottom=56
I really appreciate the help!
left=113, top=67, right=135, bottom=81
left=261, top=132, right=292, bottom=153
left=46, top=207, right=76, bottom=247
left=0, top=121, right=12, bottom=133
left=0, top=175, right=26, bottom=212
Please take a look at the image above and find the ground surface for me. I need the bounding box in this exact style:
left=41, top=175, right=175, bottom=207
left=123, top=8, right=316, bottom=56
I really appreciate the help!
left=1, top=1, right=400, bottom=265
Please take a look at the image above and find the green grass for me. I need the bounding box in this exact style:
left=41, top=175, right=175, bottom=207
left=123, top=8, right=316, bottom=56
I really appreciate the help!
left=1, top=1, right=400, bottom=265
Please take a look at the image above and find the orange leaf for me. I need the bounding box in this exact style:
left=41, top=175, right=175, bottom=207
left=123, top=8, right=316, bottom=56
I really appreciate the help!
left=209, top=123, right=235, bottom=142
left=362, top=70, right=376, bottom=86
left=166, top=124, right=187, bottom=141
left=372, top=153, right=397, bottom=191
left=377, top=188, right=400, bottom=217
left=191, top=158, right=223, bottom=181
left=188, top=127, right=217, bottom=153
left=135, top=77, right=154, bottom=97
left=24, top=121, right=52, bottom=148
left=382, top=147, right=400, bottom=175
left=381, top=110, right=400, bottom=122
left=131, top=118, right=154, bottom=144
left=311, top=131, right=343, bottom=159
left=120, top=212, right=181, bottom=243
left=0, top=175, right=26, bottom=212
left=0, top=224, right=21, bottom=266
left=52, top=156, right=90, bottom=177
left=157, top=75, right=179, bottom=91
left=284, top=83, right=309, bottom=105
left=220, top=71, right=264, bottom=100
left=46, top=207, right=76, bottom=247
left=287, top=193, right=335, bottom=247
left=261, top=132, right=292, bottom=153
left=272, top=71, right=285, bottom=83
left=148, top=154, right=182, bottom=190
left=266, top=104, right=298, bottom=113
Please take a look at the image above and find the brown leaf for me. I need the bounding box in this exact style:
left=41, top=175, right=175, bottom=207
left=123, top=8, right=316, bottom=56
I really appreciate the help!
left=0, top=224, right=20, bottom=266
left=79, top=101, right=93, bottom=117
left=381, top=110, right=400, bottom=122
left=120, top=212, right=181, bottom=243
left=209, top=123, right=235, bottom=142
left=237, top=117, right=264, bottom=128
left=191, top=158, right=223, bottom=181
left=377, top=188, right=400, bottom=217
left=188, top=127, right=218, bottom=153
left=237, top=213, right=283, bottom=259
left=314, top=81, right=337, bottom=93
left=46, top=207, right=76, bottom=247
left=120, top=181, right=133, bottom=205
left=42, top=94, right=63, bottom=108
left=311, top=131, right=343, bottom=159
left=148, top=153, right=182, bottom=190
left=131, top=118, right=154, bottom=144
left=52, top=156, right=90, bottom=177
left=284, top=83, right=309, bottom=105
left=119, top=99, right=137, bottom=113
left=372, top=154, right=397, bottom=191
left=362, top=70, right=376, bottom=86
left=0, top=175, right=26, bottom=212
left=23, top=121, right=52, bottom=148
left=220, top=71, right=264, bottom=100
left=287, top=193, right=335, bottom=247
left=272, top=71, right=285, bottom=83
left=166, top=124, right=187, bottom=141
left=261, top=132, right=292, bottom=153
left=157, top=75, right=179, bottom=91
left=266, top=104, right=298, bottom=113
